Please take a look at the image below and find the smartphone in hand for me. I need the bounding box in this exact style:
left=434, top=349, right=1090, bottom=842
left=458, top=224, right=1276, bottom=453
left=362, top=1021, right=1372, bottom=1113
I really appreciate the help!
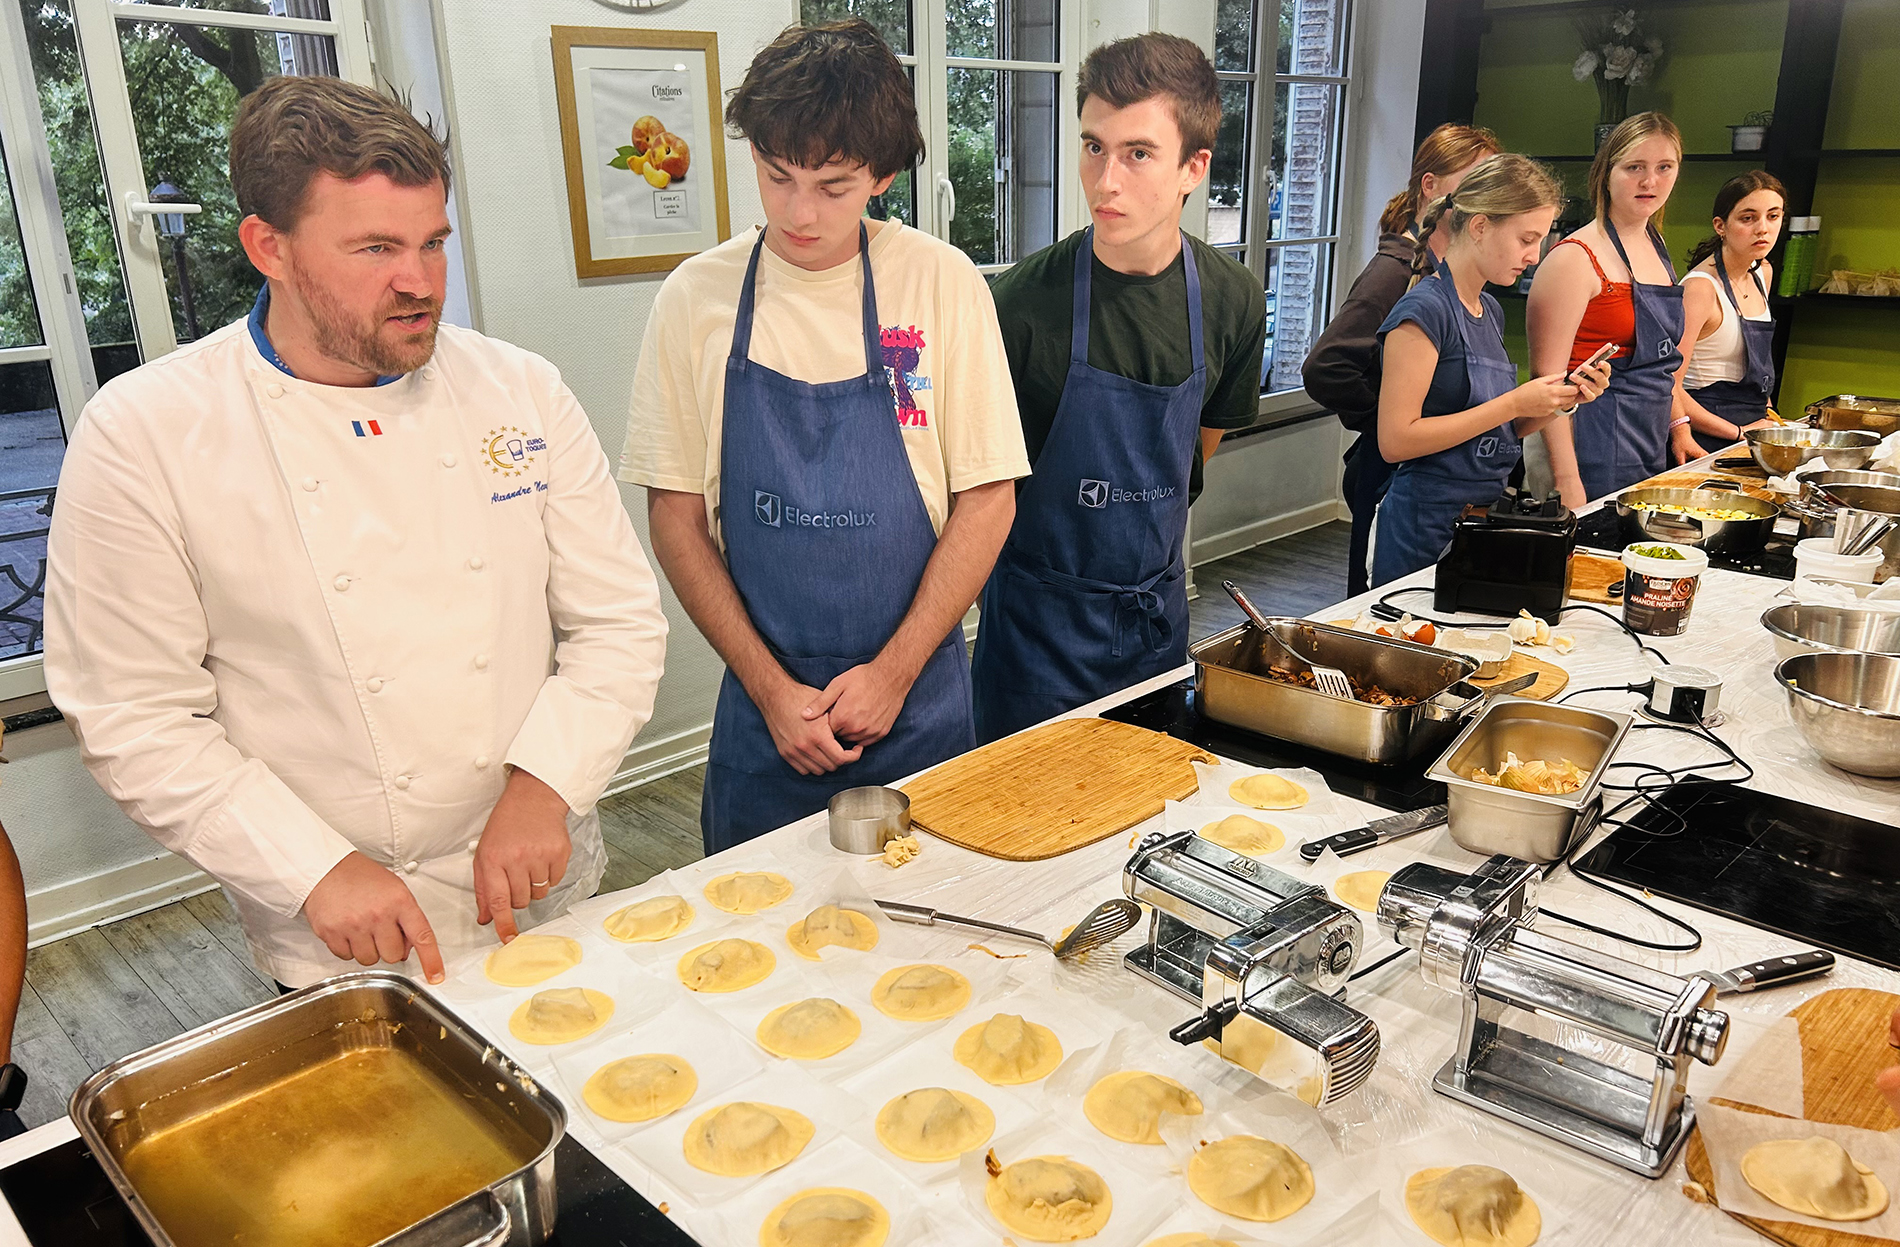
left=1567, top=340, right=1618, bottom=385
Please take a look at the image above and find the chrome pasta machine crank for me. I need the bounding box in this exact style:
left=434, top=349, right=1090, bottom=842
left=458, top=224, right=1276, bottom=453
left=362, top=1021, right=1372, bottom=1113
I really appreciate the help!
left=1377, top=855, right=1730, bottom=1176
left=1122, top=830, right=1381, bottom=1106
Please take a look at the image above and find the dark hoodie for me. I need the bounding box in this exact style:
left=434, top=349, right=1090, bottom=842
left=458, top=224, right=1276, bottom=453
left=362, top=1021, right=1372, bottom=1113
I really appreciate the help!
left=1302, top=231, right=1418, bottom=435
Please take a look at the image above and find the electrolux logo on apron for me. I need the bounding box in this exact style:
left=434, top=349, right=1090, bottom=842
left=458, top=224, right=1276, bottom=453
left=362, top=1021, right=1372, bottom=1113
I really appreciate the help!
left=753, top=489, right=876, bottom=530
left=1076, top=478, right=1177, bottom=508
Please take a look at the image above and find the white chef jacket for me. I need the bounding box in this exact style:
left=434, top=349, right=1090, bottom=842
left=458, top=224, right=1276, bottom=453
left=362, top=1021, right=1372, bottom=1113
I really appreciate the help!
left=44, top=317, right=668, bottom=986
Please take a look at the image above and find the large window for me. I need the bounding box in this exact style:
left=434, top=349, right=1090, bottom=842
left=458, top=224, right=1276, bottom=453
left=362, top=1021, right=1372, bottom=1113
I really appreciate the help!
left=1213, top=0, right=1351, bottom=401
left=802, top=0, right=1351, bottom=399
left=803, top=0, right=1071, bottom=269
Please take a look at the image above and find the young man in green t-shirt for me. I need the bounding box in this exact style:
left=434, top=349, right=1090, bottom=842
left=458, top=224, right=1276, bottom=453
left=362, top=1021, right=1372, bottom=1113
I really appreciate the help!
left=970, top=32, right=1267, bottom=744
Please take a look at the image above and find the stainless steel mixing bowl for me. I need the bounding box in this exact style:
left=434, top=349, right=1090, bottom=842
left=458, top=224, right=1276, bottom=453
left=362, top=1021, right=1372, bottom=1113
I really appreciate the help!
left=1746, top=427, right=1881, bottom=475
left=1776, top=651, right=1900, bottom=777
left=1761, top=604, right=1900, bottom=663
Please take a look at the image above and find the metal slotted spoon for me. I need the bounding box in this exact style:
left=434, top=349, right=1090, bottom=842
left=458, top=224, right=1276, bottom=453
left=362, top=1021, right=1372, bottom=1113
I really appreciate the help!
left=875, top=897, right=1142, bottom=960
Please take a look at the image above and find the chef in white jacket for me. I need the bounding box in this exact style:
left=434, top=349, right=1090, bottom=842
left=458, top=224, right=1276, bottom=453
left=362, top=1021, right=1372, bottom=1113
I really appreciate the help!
left=44, top=77, right=667, bottom=988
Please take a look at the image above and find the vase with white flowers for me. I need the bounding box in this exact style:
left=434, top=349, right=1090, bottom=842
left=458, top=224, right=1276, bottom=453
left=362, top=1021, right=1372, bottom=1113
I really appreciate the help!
left=1573, top=9, right=1664, bottom=148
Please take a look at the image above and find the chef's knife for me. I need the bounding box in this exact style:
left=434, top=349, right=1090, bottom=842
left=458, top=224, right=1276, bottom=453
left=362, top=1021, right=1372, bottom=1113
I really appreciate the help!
left=1700, top=950, right=1836, bottom=995
left=1300, top=804, right=1449, bottom=862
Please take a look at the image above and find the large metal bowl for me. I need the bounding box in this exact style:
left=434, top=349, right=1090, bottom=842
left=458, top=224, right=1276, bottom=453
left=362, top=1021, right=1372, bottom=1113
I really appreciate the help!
left=1746, top=426, right=1882, bottom=475
left=1777, top=651, right=1900, bottom=777
left=1808, top=394, right=1900, bottom=438
left=1761, top=604, right=1900, bottom=662
left=1614, top=484, right=1781, bottom=555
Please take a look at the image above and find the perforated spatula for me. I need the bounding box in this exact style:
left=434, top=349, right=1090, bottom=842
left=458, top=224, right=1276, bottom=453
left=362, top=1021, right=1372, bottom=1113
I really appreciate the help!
left=876, top=897, right=1141, bottom=960
left=1222, top=580, right=1354, bottom=699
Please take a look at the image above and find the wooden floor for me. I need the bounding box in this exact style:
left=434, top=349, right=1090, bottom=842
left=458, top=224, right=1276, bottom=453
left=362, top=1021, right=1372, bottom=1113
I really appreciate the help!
left=11, top=522, right=1349, bottom=1129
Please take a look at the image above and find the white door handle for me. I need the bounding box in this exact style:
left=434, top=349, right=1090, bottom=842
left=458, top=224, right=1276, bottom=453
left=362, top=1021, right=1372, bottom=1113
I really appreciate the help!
left=936, top=172, right=956, bottom=224
left=123, top=190, right=202, bottom=239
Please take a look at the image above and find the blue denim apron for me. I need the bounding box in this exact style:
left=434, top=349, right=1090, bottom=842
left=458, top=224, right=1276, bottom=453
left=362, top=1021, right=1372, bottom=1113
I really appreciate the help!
left=700, top=225, right=974, bottom=852
left=1689, top=261, right=1776, bottom=454
left=1370, top=266, right=1522, bottom=586
left=1571, top=226, right=1684, bottom=500
left=969, top=229, right=1205, bottom=744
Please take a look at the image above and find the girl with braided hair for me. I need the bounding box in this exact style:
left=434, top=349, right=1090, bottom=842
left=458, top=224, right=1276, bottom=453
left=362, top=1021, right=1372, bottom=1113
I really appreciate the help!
left=1370, top=154, right=1612, bottom=587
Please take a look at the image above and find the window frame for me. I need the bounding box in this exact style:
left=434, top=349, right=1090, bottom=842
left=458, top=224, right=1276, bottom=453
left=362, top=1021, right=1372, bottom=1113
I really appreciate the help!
left=1213, top=0, right=1355, bottom=424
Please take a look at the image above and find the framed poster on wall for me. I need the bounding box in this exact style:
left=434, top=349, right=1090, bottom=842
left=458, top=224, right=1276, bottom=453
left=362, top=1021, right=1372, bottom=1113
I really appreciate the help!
left=551, top=26, right=731, bottom=277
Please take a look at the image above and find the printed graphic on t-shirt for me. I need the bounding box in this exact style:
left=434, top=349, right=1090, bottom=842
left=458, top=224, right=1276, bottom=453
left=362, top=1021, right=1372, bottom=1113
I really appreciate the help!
left=880, top=324, right=931, bottom=428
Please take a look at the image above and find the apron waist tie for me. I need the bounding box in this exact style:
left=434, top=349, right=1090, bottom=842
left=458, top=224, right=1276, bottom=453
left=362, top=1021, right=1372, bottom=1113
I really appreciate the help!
left=1006, top=550, right=1175, bottom=659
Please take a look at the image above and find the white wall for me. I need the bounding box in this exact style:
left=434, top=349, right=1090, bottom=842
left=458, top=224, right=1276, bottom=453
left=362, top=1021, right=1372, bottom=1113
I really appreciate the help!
left=427, top=0, right=797, bottom=774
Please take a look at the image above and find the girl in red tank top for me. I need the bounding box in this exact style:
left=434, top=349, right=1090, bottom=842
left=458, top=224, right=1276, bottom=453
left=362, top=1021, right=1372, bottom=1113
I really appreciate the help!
left=1549, top=238, right=1636, bottom=371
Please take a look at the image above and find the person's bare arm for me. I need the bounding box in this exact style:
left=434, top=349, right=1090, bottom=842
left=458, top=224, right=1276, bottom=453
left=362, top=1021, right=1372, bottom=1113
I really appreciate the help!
left=808, top=479, right=1015, bottom=745
left=1673, top=277, right=1736, bottom=450
left=1526, top=246, right=1598, bottom=507
left=0, top=822, right=24, bottom=1065
left=1376, top=323, right=1602, bottom=463
left=647, top=488, right=860, bottom=775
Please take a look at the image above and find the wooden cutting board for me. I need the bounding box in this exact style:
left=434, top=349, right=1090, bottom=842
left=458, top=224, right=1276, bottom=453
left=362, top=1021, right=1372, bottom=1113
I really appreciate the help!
left=1570, top=551, right=1627, bottom=605
left=1469, top=650, right=1569, bottom=700
left=1683, top=988, right=1900, bottom=1246
left=1639, top=470, right=1782, bottom=502
left=900, top=717, right=1213, bottom=861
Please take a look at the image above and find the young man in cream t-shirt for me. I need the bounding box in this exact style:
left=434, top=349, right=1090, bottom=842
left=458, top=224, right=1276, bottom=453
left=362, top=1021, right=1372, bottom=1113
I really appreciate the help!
left=620, top=19, right=1028, bottom=852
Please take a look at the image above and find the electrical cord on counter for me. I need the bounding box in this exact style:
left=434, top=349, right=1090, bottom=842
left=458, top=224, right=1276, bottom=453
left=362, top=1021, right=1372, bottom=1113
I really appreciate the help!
left=1348, top=946, right=1412, bottom=981
left=1534, top=708, right=1751, bottom=955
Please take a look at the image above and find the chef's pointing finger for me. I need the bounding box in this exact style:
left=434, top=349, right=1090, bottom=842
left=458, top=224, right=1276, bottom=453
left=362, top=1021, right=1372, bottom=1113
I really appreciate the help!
left=401, top=906, right=445, bottom=983
left=803, top=678, right=847, bottom=721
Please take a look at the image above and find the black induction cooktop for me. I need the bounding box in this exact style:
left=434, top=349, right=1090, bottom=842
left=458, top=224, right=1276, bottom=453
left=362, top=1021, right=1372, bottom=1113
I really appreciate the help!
left=0, top=1133, right=697, bottom=1247
left=1579, top=780, right=1900, bottom=970
left=1103, top=680, right=1447, bottom=813
left=1575, top=506, right=1798, bottom=580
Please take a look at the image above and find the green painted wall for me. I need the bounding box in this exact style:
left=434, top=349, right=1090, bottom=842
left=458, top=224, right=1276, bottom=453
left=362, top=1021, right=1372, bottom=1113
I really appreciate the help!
left=1469, top=0, right=1899, bottom=410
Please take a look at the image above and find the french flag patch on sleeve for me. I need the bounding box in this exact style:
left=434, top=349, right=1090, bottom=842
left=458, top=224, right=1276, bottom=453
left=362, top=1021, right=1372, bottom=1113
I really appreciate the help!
left=351, top=420, right=384, bottom=437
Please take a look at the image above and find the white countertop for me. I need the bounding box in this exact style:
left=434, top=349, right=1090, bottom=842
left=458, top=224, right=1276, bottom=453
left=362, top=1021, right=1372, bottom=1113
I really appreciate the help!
left=5, top=557, right=1895, bottom=1246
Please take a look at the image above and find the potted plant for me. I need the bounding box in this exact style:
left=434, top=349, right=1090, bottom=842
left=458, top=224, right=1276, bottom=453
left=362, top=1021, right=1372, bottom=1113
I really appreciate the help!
left=1572, top=9, right=1664, bottom=149
left=1729, top=110, right=1773, bottom=153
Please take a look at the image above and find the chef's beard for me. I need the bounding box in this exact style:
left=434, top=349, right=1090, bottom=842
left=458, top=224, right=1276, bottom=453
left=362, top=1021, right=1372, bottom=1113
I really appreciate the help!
left=287, top=264, right=443, bottom=377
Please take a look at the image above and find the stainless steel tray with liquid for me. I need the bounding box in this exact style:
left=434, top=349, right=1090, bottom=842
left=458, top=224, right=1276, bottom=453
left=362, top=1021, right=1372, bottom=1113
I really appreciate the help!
left=1190, top=619, right=1481, bottom=764
left=70, top=971, right=565, bottom=1247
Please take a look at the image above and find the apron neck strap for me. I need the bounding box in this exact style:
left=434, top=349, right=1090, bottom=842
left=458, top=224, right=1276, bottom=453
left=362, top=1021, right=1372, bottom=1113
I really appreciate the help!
left=1071, top=228, right=1204, bottom=373
left=1604, top=221, right=1678, bottom=285
left=1715, top=255, right=1768, bottom=308
left=730, top=221, right=881, bottom=375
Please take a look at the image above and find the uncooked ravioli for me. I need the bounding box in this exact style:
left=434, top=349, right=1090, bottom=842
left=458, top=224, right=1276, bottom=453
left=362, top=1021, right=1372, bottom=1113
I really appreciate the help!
left=677, top=938, right=776, bottom=992
left=756, top=997, right=862, bottom=1060
left=984, top=1154, right=1113, bottom=1241
left=1333, top=870, right=1391, bottom=914
left=953, top=1013, right=1063, bottom=1085
left=870, top=964, right=971, bottom=1021
left=1187, top=1135, right=1314, bottom=1222
left=786, top=905, right=879, bottom=960
left=1404, top=1165, right=1542, bottom=1246
left=759, top=1188, right=891, bottom=1247
left=704, top=870, right=794, bottom=914
left=582, top=1054, right=696, bottom=1123
left=1145, top=1237, right=1239, bottom=1247
left=1227, top=773, right=1308, bottom=810
left=603, top=894, right=693, bottom=942
left=873, top=1087, right=994, bottom=1162
left=1082, top=1070, right=1204, bottom=1144
left=1741, top=1136, right=1890, bottom=1222
left=681, top=1101, right=815, bottom=1177
left=484, top=933, right=582, bottom=986
left=507, top=986, right=614, bottom=1045
left=1198, top=815, right=1285, bottom=856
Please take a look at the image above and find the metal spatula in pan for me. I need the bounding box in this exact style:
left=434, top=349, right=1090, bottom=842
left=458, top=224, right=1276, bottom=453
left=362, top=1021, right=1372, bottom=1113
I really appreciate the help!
left=876, top=897, right=1141, bottom=960
left=1222, top=580, right=1355, bottom=699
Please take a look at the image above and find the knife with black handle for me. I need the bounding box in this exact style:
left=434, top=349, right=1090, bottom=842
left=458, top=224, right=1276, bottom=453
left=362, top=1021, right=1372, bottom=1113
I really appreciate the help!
left=1702, top=950, right=1836, bottom=995
left=1300, top=804, right=1449, bottom=862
